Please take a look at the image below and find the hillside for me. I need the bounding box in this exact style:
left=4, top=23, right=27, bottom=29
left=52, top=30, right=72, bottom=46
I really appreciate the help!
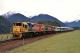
left=0, top=16, right=10, bottom=33
left=30, top=14, right=65, bottom=26
left=65, top=20, right=80, bottom=29
left=7, top=13, right=29, bottom=23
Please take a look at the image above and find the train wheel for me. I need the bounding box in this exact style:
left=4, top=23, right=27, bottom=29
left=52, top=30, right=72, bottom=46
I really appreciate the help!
left=35, top=32, right=39, bottom=36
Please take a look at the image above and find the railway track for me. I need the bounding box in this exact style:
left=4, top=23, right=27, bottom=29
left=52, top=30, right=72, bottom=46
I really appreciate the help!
left=0, top=33, right=55, bottom=53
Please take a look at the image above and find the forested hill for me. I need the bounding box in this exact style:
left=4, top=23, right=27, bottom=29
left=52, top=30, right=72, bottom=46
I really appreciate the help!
left=64, top=20, right=80, bottom=29
left=0, top=16, right=10, bottom=33
left=30, top=14, right=65, bottom=26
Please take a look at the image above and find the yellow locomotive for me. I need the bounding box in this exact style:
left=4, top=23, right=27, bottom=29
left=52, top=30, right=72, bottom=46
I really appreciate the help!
left=12, top=22, right=28, bottom=38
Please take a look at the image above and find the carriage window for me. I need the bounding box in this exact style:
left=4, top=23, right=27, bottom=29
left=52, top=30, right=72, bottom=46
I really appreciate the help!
left=23, top=24, right=25, bottom=27
left=25, top=25, right=27, bottom=28
left=16, top=23, right=21, bottom=26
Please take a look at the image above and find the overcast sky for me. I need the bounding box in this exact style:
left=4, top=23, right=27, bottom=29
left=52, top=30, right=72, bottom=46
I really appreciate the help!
left=0, top=0, right=80, bottom=22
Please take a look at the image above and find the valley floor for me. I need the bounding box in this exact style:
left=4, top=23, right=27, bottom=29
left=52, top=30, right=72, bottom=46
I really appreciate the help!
left=7, top=30, right=80, bottom=53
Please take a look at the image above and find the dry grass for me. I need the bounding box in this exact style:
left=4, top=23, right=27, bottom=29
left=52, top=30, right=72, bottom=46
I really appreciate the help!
left=0, top=34, right=13, bottom=41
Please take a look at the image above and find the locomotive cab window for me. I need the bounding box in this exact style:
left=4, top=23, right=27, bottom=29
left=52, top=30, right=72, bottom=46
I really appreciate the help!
left=23, top=24, right=25, bottom=27
left=24, top=25, right=27, bottom=28
left=16, top=23, right=22, bottom=26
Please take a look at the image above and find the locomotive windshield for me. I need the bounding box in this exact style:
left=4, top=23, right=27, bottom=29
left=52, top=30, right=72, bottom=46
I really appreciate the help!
left=14, top=23, right=22, bottom=26
left=16, top=23, right=21, bottom=26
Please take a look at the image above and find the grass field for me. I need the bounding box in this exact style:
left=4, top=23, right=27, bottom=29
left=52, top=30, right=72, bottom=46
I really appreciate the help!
left=0, top=34, right=13, bottom=41
left=8, top=30, right=80, bottom=53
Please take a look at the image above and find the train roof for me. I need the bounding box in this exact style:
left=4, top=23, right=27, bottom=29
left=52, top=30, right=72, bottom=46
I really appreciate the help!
left=22, top=22, right=28, bottom=25
left=57, top=27, right=73, bottom=28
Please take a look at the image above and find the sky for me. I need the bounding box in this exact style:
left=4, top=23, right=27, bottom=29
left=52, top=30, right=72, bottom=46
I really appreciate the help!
left=0, top=0, right=80, bottom=22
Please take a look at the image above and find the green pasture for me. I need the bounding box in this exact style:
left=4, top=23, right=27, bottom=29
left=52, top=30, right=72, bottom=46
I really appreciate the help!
left=6, top=30, right=80, bottom=53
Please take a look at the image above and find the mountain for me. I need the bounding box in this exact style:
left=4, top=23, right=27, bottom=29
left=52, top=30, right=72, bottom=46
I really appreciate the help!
left=65, top=20, right=80, bottom=27
left=7, top=13, right=29, bottom=23
left=30, top=14, right=65, bottom=26
left=0, top=16, right=10, bottom=33
left=64, top=20, right=80, bottom=29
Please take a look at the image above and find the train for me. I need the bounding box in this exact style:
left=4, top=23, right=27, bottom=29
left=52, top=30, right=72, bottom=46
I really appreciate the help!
left=54, top=27, right=74, bottom=32
left=12, top=22, right=74, bottom=39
